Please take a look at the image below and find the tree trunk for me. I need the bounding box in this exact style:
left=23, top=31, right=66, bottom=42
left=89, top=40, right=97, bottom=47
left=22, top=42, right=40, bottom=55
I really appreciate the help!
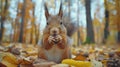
left=77, top=0, right=80, bottom=46
left=0, top=19, right=4, bottom=43
left=0, top=0, right=8, bottom=43
left=13, top=1, right=20, bottom=42
left=35, top=24, right=40, bottom=44
left=68, top=0, right=71, bottom=18
left=118, top=31, right=120, bottom=43
left=85, top=0, right=95, bottom=43
left=0, top=0, right=3, bottom=42
left=103, top=0, right=109, bottom=43
left=115, top=0, right=120, bottom=43
left=19, top=0, right=26, bottom=43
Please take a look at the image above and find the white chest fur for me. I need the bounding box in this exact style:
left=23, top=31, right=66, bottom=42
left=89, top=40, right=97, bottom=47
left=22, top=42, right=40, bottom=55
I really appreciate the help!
left=44, top=45, right=65, bottom=63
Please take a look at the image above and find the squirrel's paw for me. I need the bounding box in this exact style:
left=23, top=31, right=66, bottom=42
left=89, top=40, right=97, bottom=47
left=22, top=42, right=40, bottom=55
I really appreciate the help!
left=56, top=35, right=62, bottom=41
left=48, top=35, right=62, bottom=44
left=48, top=36, right=54, bottom=43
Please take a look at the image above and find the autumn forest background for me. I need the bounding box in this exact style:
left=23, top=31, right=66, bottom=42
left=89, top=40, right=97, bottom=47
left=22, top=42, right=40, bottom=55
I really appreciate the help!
left=0, top=0, right=120, bottom=46
left=0, top=0, right=120, bottom=67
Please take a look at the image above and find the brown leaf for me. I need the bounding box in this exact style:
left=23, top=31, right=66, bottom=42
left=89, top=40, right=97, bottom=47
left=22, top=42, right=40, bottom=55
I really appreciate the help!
left=74, top=54, right=87, bottom=61
left=0, top=62, right=6, bottom=67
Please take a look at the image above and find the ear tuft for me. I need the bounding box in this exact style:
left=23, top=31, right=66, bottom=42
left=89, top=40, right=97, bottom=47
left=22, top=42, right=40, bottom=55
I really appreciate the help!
left=58, top=3, right=63, bottom=18
left=44, top=3, right=49, bottom=20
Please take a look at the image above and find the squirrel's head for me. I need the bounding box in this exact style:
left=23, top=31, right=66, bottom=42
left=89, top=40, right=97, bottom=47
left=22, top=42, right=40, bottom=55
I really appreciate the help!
left=44, top=3, right=67, bottom=37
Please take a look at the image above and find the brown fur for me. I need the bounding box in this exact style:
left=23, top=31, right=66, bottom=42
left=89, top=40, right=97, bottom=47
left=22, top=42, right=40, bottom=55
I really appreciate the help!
left=38, top=3, right=71, bottom=63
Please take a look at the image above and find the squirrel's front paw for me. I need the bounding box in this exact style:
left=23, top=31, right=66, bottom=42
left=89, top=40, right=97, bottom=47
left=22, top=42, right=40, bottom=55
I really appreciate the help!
left=48, top=35, right=62, bottom=44
left=48, top=36, right=54, bottom=43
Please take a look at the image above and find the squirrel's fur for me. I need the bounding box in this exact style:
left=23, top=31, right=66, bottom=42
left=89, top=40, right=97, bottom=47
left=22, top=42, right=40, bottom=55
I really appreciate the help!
left=38, top=3, right=76, bottom=63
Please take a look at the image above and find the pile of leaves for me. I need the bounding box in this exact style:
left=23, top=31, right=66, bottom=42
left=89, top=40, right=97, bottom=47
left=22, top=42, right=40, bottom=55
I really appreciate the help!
left=0, top=43, right=120, bottom=67
left=0, top=43, right=38, bottom=67
left=71, top=44, right=120, bottom=67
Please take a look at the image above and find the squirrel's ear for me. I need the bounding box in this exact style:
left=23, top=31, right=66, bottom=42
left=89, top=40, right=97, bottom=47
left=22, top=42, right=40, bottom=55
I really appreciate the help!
left=58, top=3, right=63, bottom=18
left=44, top=3, right=49, bottom=20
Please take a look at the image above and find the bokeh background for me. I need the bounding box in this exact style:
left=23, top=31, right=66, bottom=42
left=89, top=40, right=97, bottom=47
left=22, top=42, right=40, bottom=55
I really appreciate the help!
left=0, top=0, right=120, bottom=46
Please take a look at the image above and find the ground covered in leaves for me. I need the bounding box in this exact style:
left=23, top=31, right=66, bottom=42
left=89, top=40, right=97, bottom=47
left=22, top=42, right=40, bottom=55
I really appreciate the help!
left=0, top=43, right=120, bottom=67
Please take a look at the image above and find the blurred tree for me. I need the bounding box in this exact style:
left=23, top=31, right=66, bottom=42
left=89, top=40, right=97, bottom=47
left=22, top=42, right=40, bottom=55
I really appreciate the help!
left=19, top=0, right=26, bottom=43
left=77, top=0, right=81, bottom=46
left=12, top=1, right=20, bottom=42
left=17, top=0, right=35, bottom=44
left=68, top=0, right=71, bottom=18
left=35, top=23, right=40, bottom=44
left=31, top=2, right=38, bottom=44
left=30, top=1, right=34, bottom=44
left=0, top=0, right=9, bottom=43
left=103, top=0, right=109, bottom=43
left=85, top=0, right=95, bottom=43
left=115, top=0, right=120, bottom=43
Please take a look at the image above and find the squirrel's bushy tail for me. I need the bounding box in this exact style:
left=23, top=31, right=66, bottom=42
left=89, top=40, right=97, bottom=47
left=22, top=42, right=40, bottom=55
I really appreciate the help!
left=63, top=17, right=78, bottom=37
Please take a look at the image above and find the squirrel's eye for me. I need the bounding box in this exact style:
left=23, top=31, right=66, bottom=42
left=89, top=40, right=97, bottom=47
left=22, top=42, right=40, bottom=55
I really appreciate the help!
left=47, top=22, right=49, bottom=25
left=60, top=22, right=62, bottom=25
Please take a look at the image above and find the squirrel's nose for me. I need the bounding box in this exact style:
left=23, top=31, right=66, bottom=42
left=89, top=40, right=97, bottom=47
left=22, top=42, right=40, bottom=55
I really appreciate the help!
left=50, top=27, right=59, bottom=36
left=53, top=30, right=57, bottom=34
left=52, top=31, right=57, bottom=36
left=53, top=34, right=57, bottom=37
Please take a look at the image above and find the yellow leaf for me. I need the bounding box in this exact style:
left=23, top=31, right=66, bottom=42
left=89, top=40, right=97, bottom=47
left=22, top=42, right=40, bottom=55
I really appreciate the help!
left=1, top=60, right=17, bottom=67
left=62, top=59, right=92, bottom=67
left=0, top=52, right=18, bottom=67
left=1, top=52, right=18, bottom=64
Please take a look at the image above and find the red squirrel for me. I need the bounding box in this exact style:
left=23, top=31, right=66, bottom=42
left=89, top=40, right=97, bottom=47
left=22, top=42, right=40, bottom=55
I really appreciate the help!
left=38, top=3, right=75, bottom=63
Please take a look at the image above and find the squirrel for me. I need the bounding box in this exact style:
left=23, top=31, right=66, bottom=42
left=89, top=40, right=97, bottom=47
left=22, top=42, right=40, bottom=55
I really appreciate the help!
left=38, top=3, right=77, bottom=63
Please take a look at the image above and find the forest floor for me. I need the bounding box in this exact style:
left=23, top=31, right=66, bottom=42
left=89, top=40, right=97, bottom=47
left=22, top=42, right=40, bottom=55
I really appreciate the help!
left=0, top=43, right=120, bottom=67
